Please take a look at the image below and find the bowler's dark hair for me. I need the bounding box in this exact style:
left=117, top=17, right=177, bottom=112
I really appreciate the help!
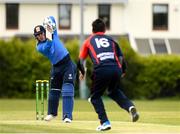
left=92, top=18, right=106, bottom=33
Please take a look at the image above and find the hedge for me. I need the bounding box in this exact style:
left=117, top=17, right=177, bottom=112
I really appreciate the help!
left=119, top=37, right=180, bottom=99
left=0, top=37, right=180, bottom=99
left=0, top=38, right=50, bottom=98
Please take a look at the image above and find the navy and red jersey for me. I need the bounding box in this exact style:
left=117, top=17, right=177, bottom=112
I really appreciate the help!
left=79, top=32, right=123, bottom=69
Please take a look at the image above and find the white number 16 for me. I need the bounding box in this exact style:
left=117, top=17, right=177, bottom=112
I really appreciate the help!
left=95, top=38, right=110, bottom=48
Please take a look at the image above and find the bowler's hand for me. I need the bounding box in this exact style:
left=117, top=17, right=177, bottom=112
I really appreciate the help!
left=79, top=71, right=85, bottom=80
left=121, top=73, right=126, bottom=78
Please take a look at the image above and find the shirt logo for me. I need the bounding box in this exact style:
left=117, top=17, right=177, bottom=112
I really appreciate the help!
left=68, top=74, right=73, bottom=80
left=35, top=27, right=41, bottom=32
left=97, top=52, right=114, bottom=61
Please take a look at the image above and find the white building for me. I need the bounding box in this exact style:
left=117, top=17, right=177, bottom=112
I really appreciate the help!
left=0, top=0, right=180, bottom=55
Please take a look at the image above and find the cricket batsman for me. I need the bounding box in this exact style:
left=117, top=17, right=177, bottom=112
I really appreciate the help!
left=33, top=16, right=76, bottom=123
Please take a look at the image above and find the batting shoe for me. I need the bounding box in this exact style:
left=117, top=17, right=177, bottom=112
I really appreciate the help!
left=96, top=121, right=111, bottom=131
left=44, top=114, right=56, bottom=121
left=63, top=118, right=72, bottom=123
left=129, top=106, right=139, bottom=122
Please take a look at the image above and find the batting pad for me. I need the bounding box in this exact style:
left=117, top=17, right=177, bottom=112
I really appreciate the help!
left=62, top=83, right=74, bottom=120
left=62, top=83, right=74, bottom=97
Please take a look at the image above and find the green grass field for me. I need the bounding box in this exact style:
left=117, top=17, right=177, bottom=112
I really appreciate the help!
left=0, top=99, right=180, bottom=133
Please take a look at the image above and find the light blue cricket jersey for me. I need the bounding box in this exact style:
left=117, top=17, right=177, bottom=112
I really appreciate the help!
left=36, top=16, right=69, bottom=65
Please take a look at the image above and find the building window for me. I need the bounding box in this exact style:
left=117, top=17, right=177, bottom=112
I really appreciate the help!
left=169, top=39, right=180, bottom=54
left=58, top=4, right=71, bottom=29
left=6, top=3, right=19, bottom=29
left=136, top=39, right=152, bottom=55
left=98, top=4, right=110, bottom=30
left=153, top=4, right=168, bottom=30
left=153, top=39, right=167, bottom=54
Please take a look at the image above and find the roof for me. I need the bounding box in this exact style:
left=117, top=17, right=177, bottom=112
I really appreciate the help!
left=0, top=0, right=128, bottom=4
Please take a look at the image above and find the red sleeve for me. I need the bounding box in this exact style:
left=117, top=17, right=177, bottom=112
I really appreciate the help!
left=79, top=38, right=90, bottom=59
